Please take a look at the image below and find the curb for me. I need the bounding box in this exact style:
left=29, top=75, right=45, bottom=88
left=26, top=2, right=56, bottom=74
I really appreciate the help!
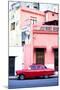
left=9, top=76, right=17, bottom=80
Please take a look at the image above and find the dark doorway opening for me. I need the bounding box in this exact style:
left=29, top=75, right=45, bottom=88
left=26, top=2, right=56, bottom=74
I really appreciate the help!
left=9, top=56, right=15, bottom=76
left=36, top=48, right=45, bottom=64
left=54, top=49, right=58, bottom=71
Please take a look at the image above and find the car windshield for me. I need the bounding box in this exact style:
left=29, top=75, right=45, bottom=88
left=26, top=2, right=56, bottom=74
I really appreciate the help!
left=44, top=66, right=47, bottom=69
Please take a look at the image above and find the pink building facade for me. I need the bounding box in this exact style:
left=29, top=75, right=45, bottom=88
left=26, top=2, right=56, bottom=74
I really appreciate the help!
left=24, top=26, right=58, bottom=70
left=20, top=7, right=58, bottom=71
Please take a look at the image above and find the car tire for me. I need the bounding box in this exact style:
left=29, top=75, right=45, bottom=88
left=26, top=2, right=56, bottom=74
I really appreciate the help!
left=44, top=76, right=48, bottom=79
left=19, top=74, right=25, bottom=80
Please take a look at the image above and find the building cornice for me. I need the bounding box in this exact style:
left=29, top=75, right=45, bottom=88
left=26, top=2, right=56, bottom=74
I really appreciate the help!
left=21, top=7, right=45, bottom=17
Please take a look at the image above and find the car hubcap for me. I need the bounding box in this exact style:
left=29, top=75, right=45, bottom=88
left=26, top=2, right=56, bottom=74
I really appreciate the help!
left=20, top=75, right=24, bottom=80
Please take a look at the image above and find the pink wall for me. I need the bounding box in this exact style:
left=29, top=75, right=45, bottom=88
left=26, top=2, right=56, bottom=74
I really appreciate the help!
left=33, top=32, right=58, bottom=65
left=33, top=33, right=58, bottom=48
left=45, top=11, right=58, bottom=22
left=20, top=8, right=59, bottom=27
left=19, top=8, right=58, bottom=69
left=20, top=7, right=45, bottom=28
left=24, top=31, right=58, bottom=68
left=20, top=7, right=46, bottom=68
left=24, top=44, right=33, bottom=69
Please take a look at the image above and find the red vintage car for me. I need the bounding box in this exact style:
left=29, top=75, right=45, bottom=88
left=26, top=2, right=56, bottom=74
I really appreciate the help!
left=16, top=64, right=55, bottom=80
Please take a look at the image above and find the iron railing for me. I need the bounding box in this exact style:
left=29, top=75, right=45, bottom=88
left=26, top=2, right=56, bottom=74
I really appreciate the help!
left=33, top=25, right=58, bottom=32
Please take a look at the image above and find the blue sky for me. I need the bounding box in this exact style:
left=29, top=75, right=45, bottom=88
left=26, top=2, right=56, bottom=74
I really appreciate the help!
left=40, top=4, right=58, bottom=12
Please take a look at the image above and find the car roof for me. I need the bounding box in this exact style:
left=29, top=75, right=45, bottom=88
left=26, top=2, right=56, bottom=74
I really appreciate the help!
left=30, top=64, right=44, bottom=66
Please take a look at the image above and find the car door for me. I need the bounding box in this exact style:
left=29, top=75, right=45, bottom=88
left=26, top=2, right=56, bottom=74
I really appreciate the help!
left=27, top=65, right=37, bottom=78
left=30, top=65, right=44, bottom=77
left=36, top=65, right=46, bottom=76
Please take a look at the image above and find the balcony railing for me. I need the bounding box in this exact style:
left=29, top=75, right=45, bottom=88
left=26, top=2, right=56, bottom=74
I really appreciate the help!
left=33, top=25, right=59, bottom=32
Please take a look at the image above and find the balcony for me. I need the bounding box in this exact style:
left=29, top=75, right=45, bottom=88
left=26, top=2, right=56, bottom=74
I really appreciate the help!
left=33, top=25, right=58, bottom=33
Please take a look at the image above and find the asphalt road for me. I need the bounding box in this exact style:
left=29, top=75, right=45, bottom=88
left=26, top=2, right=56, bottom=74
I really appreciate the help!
left=8, top=77, right=58, bottom=89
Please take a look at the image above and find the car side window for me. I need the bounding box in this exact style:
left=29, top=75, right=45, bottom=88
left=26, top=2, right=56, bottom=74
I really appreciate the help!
left=37, top=66, right=40, bottom=69
left=40, top=66, right=47, bottom=69
left=39, top=66, right=45, bottom=69
left=31, top=65, right=36, bottom=70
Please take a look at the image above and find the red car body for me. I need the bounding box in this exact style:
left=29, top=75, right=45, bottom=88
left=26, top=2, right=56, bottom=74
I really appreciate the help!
left=16, top=64, right=55, bottom=80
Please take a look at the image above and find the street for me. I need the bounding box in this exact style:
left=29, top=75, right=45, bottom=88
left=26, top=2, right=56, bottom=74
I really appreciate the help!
left=8, top=77, right=58, bottom=89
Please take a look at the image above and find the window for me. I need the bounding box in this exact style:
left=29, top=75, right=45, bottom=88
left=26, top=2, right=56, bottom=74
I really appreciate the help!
left=22, top=41, right=25, bottom=46
left=28, top=34, right=30, bottom=39
left=33, top=3, right=39, bottom=10
left=11, top=14, right=14, bottom=19
left=27, top=5, right=29, bottom=8
left=11, top=22, right=15, bottom=30
left=11, top=2, right=20, bottom=10
left=30, top=17, right=37, bottom=24
left=22, top=30, right=30, bottom=46
left=22, top=31, right=26, bottom=46
left=22, top=31, right=26, bottom=41
left=52, top=13, right=54, bottom=16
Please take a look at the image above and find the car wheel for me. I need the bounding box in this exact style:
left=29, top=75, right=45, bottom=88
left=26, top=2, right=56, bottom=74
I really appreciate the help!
left=44, top=76, right=48, bottom=79
left=19, top=75, right=25, bottom=80
left=40, top=76, right=44, bottom=79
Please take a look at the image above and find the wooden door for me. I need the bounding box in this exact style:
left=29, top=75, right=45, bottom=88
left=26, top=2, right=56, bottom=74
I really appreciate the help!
left=36, top=48, right=44, bottom=64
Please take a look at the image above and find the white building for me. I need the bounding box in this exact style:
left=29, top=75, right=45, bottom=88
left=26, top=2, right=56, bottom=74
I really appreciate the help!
left=9, top=4, right=24, bottom=76
left=9, top=1, right=40, bottom=76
